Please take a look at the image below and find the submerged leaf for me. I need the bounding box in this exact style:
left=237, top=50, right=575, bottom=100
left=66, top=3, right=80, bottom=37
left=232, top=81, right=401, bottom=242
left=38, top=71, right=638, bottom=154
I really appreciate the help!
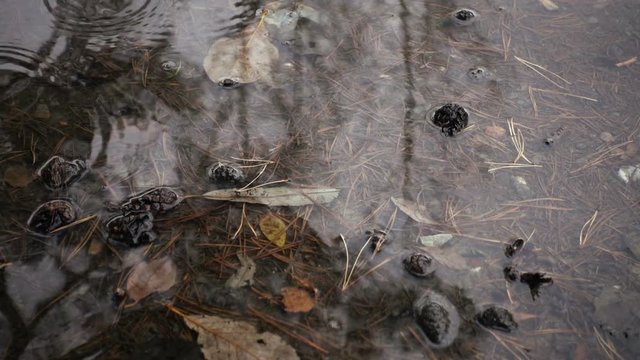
left=225, top=254, right=256, bottom=288
left=126, top=257, right=177, bottom=303
left=202, top=186, right=340, bottom=206
left=539, top=0, right=559, bottom=10
left=4, top=164, right=34, bottom=188
left=281, top=287, right=315, bottom=313
left=184, top=314, right=300, bottom=360
left=391, top=197, right=437, bottom=225
left=202, top=25, right=279, bottom=86
left=259, top=213, right=286, bottom=248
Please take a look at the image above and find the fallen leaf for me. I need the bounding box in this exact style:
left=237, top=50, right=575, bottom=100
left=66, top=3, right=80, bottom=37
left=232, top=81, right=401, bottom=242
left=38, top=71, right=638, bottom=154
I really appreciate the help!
left=4, top=164, right=34, bottom=188
left=126, top=256, right=177, bottom=303
left=202, top=25, right=279, bottom=86
left=225, top=254, right=256, bottom=288
left=259, top=213, right=286, bottom=248
left=202, top=186, right=340, bottom=206
left=539, top=0, right=559, bottom=10
left=281, top=287, right=315, bottom=313
left=391, top=197, right=437, bottom=225
left=185, top=314, right=300, bottom=360
left=484, top=125, right=506, bottom=139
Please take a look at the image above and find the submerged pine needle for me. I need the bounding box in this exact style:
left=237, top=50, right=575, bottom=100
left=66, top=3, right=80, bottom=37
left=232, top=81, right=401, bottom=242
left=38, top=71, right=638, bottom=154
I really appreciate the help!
left=579, top=210, right=598, bottom=248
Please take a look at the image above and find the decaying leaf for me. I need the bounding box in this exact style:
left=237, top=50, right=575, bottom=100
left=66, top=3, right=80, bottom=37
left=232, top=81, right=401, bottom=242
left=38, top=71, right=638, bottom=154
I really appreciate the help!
left=259, top=213, right=286, bottom=248
left=184, top=314, right=300, bottom=360
left=539, top=0, right=559, bottom=10
left=4, top=164, right=34, bottom=188
left=225, top=254, right=256, bottom=288
left=202, top=25, right=279, bottom=86
left=391, top=197, right=437, bottom=225
left=126, top=256, right=177, bottom=303
left=202, top=186, right=340, bottom=207
left=281, top=287, right=315, bottom=313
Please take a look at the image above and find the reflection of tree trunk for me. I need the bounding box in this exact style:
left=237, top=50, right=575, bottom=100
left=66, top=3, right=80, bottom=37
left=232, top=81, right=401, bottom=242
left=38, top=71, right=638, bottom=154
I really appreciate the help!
left=399, top=0, right=416, bottom=197
left=0, top=270, right=29, bottom=360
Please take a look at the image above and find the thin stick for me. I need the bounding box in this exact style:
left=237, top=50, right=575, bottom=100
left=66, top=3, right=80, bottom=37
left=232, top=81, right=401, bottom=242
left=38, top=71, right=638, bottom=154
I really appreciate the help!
left=51, top=214, right=98, bottom=233
left=514, top=55, right=570, bottom=89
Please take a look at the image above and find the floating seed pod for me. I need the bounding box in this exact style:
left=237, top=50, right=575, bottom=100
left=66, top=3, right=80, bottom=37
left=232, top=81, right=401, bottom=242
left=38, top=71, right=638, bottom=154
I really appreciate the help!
left=119, top=187, right=182, bottom=215
left=27, top=199, right=78, bottom=234
left=431, top=103, right=469, bottom=137
left=106, top=212, right=156, bottom=247
left=207, top=162, right=247, bottom=187
left=414, top=291, right=460, bottom=348
left=452, top=8, right=477, bottom=25
left=403, top=252, right=435, bottom=278
left=476, top=306, right=518, bottom=332
left=37, top=155, right=87, bottom=190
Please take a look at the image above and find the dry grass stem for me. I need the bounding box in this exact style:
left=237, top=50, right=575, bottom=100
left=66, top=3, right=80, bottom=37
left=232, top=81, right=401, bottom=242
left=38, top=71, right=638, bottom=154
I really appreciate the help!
left=579, top=210, right=598, bottom=248
left=514, top=55, right=570, bottom=89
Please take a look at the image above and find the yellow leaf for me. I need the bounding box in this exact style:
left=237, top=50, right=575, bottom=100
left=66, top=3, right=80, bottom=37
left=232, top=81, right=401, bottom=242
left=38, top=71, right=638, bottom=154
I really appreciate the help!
left=281, top=287, right=315, bottom=313
left=259, top=213, right=286, bottom=248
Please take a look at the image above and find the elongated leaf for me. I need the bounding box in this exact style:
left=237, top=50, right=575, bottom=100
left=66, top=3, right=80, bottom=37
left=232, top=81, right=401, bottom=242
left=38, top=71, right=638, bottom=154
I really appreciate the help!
left=391, top=197, right=437, bottom=225
left=202, top=186, right=340, bottom=207
left=259, top=213, right=286, bottom=248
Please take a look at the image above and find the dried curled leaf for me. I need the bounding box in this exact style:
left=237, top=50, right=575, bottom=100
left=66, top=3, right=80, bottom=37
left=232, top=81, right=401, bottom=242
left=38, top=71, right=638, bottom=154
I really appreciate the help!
left=202, top=186, right=340, bottom=206
left=126, top=256, right=177, bottom=303
left=185, top=314, right=300, bottom=360
left=539, top=0, right=559, bottom=10
left=281, top=287, right=315, bottom=313
left=259, top=213, right=286, bottom=248
left=391, top=197, right=437, bottom=225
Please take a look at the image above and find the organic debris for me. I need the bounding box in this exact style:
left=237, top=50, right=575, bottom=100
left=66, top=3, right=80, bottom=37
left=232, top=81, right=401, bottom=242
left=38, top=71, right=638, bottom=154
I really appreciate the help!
left=36, top=155, right=87, bottom=190
left=27, top=199, right=78, bottom=234
left=225, top=254, right=256, bottom=288
left=183, top=314, right=300, bottom=360
left=4, top=164, right=33, bottom=188
left=281, top=287, right=315, bottom=313
left=504, top=239, right=525, bottom=257
left=367, top=229, right=388, bottom=253
left=414, top=291, right=460, bottom=348
left=119, top=186, right=182, bottom=214
left=431, top=103, right=469, bottom=137
left=503, top=265, right=519, bottom=282
left=125, top=256, right=177, bottom=304
left=476, top=306, right=518, bottom=332
left=539, top=0, right=559, bottom=11
left=202, top=186, right=340, bottom=206
left=259, top=213, right=287, bottom=248
left=207, top=162, right=247, bottom=187
left=391, top=197, right=437, bottom=225
left=452, top=9, right=477, bottom=25
left=106, top=212, right=156, bottom=247
left=520, top=272, right=553, bottom=300
left=403, top=252, right=435, bottom=278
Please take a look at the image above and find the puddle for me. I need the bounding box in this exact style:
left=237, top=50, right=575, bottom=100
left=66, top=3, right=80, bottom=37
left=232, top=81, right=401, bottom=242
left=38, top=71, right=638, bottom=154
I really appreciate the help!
left=1, top=0, right=640, bottom=359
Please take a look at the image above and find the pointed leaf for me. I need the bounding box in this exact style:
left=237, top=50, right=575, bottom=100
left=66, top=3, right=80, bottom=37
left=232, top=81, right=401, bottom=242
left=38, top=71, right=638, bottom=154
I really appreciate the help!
left=126, top=257, right=177, bottom=303
left=259, top=213, right=286, bottom=248
left=202, top=186, right=340, bottom=207
left=391, top=197, right=437, bottom=225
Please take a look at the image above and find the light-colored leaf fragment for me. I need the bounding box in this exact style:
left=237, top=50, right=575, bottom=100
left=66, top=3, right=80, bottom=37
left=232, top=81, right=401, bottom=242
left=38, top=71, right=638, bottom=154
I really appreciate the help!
left=259, top=213, right=286, bottom=248
left=203, top=25, right=279, bottom=86
left=391, top=197, right=437, bottom=225
left=126, top=256, right=177, bottom=303
left=539, top=0, right=559, bottom=10
left=202, top=186, right=340, bottom=207
left=419, top=234, right=453, bottom=247
left=185, top=314, right=300, bottom=360
left=281, top=287, right=315, bottom=313
left=225, top=254, right=256, bottom=288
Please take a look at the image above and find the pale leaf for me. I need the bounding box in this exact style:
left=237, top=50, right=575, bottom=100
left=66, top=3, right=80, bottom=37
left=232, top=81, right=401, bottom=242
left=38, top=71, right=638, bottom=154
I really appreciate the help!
left=202, top=186, right=340, bottom=207
left=391, top=197, right=437, bottom=225
left=259, top=213, right=286, bottom=248
left=126, top=256, right=177, bottom=303
left=539, top=0, right=559, bottom=10
left=185, top=314, right=299, bottom=360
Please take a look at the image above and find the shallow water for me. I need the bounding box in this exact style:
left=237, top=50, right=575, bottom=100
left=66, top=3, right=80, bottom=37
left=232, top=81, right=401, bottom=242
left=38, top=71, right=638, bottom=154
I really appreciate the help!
left=1, top=0, right=639, bottom=359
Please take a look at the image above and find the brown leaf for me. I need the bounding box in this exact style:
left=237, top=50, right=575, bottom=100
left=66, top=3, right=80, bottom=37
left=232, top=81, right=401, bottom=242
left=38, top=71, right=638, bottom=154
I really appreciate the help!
left=281, top=287, right=315, bottom=313
left=126, top=256, right=177, bottom=303
left=185, top=314, right=300, bottom=360
left=259, top=213, right=286, bottom=248
left=4, top=164, right=34, bottom=188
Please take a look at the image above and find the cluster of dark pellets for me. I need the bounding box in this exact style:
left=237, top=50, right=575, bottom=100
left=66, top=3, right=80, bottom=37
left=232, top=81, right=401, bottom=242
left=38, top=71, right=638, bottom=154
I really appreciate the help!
left=26, top=155, right=87, bottom=235
left=502, top=238, right=553, bottom=300
left=432, top=103, right=469, bottom=137
left=106, top=187, right=182, bottom=247
left=37, top=155, right=87, bottom=190
left=476, top=306, right=518, bottom=332
left=207, top=162, right=247, bottom=187
left=452, top=8, right=477, bottom=25
left=403, top=252, right=434, bottom=278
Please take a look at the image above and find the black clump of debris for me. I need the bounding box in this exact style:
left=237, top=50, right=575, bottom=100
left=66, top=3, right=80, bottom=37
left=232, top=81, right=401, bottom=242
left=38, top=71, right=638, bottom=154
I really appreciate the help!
left=454, top=9, right=476, bottom=22
left=218, top=78, right=240, bottom=89
left=37, top=155, right=87, bottom=190
left=503, top=265, right=519, bottom=282
left=476, top=306, right=518, bottom=333
left=106, top=212, right=156, bottom=247
left=504, top=238, right=525, bottom=257
left=520, top=272, right=553, bottom=300
left=207, top=162, right=247, bottom=187
left=403, top=253, right=434, bottom=278
left=367, top=230, right=388, bottom=253
left=27, top=199, right=78, bottom=234
left=432, top=103, right=469, bottom=137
